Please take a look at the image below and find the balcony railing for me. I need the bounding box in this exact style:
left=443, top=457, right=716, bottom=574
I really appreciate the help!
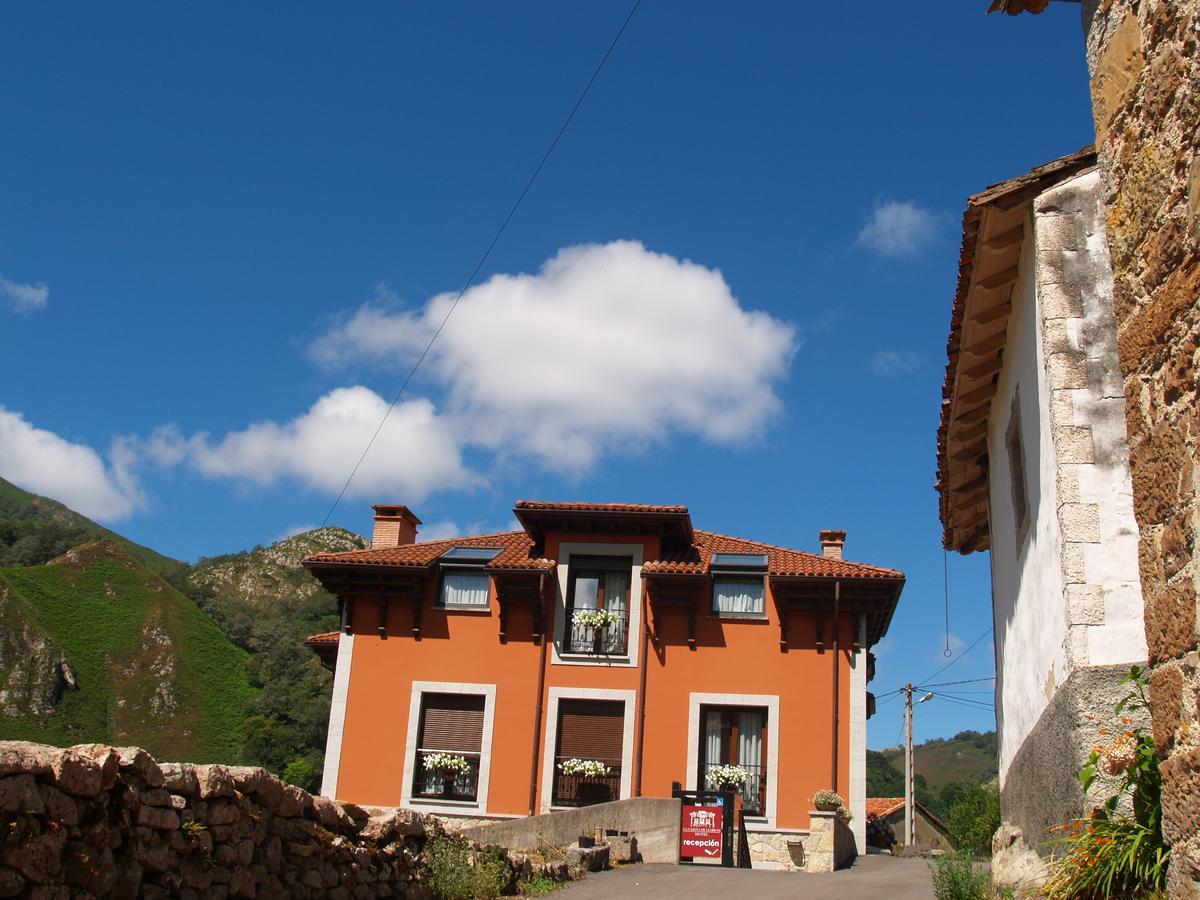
left=564, top=610, right=629, bottom=655
left=701, top=762, right=766, bottom=816
left=412, top=750, right=481, bottom=802
left=551, top=757, right=622, bottom=807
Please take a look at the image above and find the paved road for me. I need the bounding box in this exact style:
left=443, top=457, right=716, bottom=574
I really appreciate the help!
left=559, top=855, right=935, bottom=899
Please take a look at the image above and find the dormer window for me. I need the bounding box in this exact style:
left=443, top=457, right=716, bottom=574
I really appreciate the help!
left=710, top=553, right=768, bottom=617
left=438, top=547, right=501, bottom=609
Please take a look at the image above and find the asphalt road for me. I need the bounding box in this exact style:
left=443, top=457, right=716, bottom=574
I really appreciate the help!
left=557, top=855, right=936, bottom=899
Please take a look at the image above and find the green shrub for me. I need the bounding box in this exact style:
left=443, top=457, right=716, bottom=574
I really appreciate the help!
left=929, top=851, right=991, bottom=900
left=929, top=851, right=990, bottom=899
left=945, top=782, right=1001, bottom=857
left=281, top=758, right=319, bottom=793
left=424, top=835, right=510, bottom=899
left=518, top=873, right=562, bottom=896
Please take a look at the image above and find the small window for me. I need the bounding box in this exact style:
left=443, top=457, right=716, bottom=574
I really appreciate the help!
left=710, top=552, right=768, bottom=616
left=698, top=705, right=768, bottom=815
left=412, top=693, right=485, bottom=802
left=437, top=546, right=497, bottom=608
left=565, top=557, right=632, bottom=655
left=1006, top=394, right=1029, bottom=546
left=713, top=576, right=766, bottom=615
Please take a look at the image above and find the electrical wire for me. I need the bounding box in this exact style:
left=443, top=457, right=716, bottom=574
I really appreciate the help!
left=915, top=626, right=994, bottom=687
left=318, top=0, right=644, bottom=527
left=917, top=676, right=995, bottom=689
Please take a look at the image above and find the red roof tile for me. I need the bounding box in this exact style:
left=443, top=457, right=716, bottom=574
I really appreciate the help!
left=867, top=797, right=906, bottom=818
left=304, top=631, right=340, bottom=645
left=514, top=500, right=689, bottom=514
left=642, top=530, right=904, bottom=580
left=306, top=524, right=902, bottom=581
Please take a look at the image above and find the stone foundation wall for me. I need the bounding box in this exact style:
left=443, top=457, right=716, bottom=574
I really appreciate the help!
left=1081, top=1, right=1200, bottom=895
left=0, top=741, right=568, bottom=899
left=800, top=812, right=856, bottom=873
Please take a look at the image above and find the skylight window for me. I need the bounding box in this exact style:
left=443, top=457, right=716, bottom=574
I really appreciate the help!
left=710, top=553, right=768, bottom=570
left=440, top=546, right=502, bottom=563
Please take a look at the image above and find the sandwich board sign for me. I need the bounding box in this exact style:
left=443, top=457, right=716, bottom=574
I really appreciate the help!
left=673, top=788, right=734, bottom=866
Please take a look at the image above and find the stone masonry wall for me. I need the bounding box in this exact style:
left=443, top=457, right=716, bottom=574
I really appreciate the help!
left=0, top=741, right=568, bottom=899
left=1081, top=2, right=1200, bottom=896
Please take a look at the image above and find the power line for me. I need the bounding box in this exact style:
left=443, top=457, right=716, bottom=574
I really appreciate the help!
left=916, top=626, right=994, bottom=687
left=917, top=676, right=995, bottom=689
left=319, top=0, right=644, bottom=527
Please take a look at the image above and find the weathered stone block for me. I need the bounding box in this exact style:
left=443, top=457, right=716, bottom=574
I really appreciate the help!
left=1144, top=580, right=1197, bottom=664
left=1149, top=662, right=1184, bottom=754
left=1059, top=503, right=1102, bottom=543
left=114, top=747, right=163, bottom=789
left=1067, top=584, right=1106, bottom=626
left=1161, top=746, right=1200, bottom=847
left=1053, top=425, right=1095, bottom=463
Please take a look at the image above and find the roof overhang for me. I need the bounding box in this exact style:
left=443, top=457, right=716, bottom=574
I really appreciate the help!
left=936, top=147, right=1096, bottom=554
left=513, top=502, right=695, bottom=546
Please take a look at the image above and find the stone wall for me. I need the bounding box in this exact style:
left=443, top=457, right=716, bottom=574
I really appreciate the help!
left=1081, top=1, right=1200, bottom=895
left=800, top=811, right=856, bottom=874
left=0, top=741, right=567, bottom=899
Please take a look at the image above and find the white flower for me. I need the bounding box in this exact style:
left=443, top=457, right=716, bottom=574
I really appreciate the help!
left=572, top=608, right=621, bottom=629
left=708, top=764, right=749, bottom=789
left=422, top=752, right=471, bottom=774
left=558, top=758, right=612, bottom=778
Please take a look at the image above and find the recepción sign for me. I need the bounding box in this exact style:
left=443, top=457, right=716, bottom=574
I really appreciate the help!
left=680, top=804, right=724, bottom=859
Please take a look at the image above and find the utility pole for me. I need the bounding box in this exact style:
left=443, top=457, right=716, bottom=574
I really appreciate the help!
left=904, top=682, right=914, bottom=847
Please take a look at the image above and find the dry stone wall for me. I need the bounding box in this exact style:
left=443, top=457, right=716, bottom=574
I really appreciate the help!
left=0, top=740, right=566, bottom=899
left=1081, top=1, right=1200, bottom=895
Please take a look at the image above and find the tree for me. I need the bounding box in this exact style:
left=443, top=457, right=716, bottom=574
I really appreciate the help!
left=944, top=781, right=1001, bottom=857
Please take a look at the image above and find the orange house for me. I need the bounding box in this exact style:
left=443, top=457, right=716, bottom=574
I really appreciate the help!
left=303, top=501, right=904, bottom=864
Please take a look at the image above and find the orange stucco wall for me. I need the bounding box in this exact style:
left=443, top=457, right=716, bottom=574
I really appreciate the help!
left=333, top=530, right=861, bottom=831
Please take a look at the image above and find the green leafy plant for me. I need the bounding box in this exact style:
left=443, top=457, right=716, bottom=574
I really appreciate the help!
left=944, top=781, right=1001, bottom=857
left=518, top=873, right=563, bottom=896
left=423, top=835, right=510, bottom=900
left=1043, top=666, right=1169, bottom=898
left=929, top=851, right=991, bottom=900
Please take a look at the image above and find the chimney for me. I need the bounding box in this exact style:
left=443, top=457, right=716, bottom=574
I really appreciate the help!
left=819, top=529, right=847, bottom=560
left=371, top=505, right=421, bottom=548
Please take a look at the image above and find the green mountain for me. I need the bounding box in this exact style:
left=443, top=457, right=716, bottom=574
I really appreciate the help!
left=876, top=729, right=998, bottom=794
left=181, top=527, right=366, bottom=789
left=0, top=476, right=185, bottom=579
left=0, top=541, right=254, bottom=761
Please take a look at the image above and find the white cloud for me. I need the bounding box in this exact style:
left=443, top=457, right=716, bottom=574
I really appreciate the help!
left=417, top=517, right=523, bottom=543
left=0, top=407, right=144, bottom=520
left=1, top=274, right=49, bottom=313
left=869, top=350, right=925, bottom=377
left=857, top=201, right=939, bottom=258
left=150, top=386, right=477, bottom=503
left=310, top=241, right=797, bottom=472
left=273, top=523, right=318, bottom=542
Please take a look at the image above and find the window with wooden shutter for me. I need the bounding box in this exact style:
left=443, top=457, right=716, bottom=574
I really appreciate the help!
left=552, top=699, right=624, bottom=807
left=413, top=693, right=485, bottom=801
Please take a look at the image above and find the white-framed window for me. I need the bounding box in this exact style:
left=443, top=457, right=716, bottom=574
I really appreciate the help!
left=710, top=553, right=768, bottom=617
left=402, top=681, right=497, bottom=815
left=437, top=546, right=500, bottom=609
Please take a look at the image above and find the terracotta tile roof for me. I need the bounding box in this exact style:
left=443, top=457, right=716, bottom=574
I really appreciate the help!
left=987, top=0, right=1049, bottom=13
left=304, top=529, right=554, bottom=572
left=514, top=500, right=689, bottom=514
left=642, top=530, right=904, bottom=581
left=936, top=147, right=1097, bottom=553
left=305, top=524, right=902, bottom=581
left=867, top=797, right=905, bottom=818
left=304, top=631, right=340, bottom=645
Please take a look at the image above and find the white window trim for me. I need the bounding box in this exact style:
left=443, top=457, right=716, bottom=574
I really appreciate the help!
left=551, top=543, right=643, bottom=668
left=319, top=631, right=354, bottom=799
left=401, top=681, right=497, bottom=816
left=540, top=687, right=637, bottom=815
left=685, top=692, right=780, bottom=829
left=849, top=615, right=868, bottom=854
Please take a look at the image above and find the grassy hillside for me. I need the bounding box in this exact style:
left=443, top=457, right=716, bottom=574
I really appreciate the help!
left=0, top=476, right=185, bottom=579
left=877, top=729, right=998, bottom=793
left=0, top=541, right=255, bottom=761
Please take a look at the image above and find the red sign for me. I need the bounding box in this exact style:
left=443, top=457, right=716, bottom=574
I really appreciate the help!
left=680, top=803, right=724, bottom=859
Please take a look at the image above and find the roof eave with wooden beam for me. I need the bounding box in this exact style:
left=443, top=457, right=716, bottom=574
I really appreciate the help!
left=935, top=147, right=1097, bottom=554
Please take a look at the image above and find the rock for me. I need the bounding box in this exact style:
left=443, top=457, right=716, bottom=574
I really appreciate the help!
left=565, top=843, right=609, bottom=872
left=194, top=765, right=237, bottom=800
left=0, top=775, right=45, bottom=815
left=276, top=783, right=312, bottom=818
left=313, top=796, right=354, bottom=831
left=0, top=827, right=66, bottom=884
left=0, top=867, right=24, bottom=899
left=991, top=822, right=1048, bottom=892
left=140, top=788, right=173, bottom=808
left=0, top=743, right=56, bottom=778
left=136, top=805, right=180, bottom=832
left=70, top=745, right=120, bottom=790
left=160, top=763, right=198, bottom=795
left=64, top=840, right=117, bottom=895
left=50, top=747, right=103, bottom=797
left=226, top=766, right=268, bottom=795
left=114, top=747, right=163, bottom=788
left=37, top=784, right=79, bottom=826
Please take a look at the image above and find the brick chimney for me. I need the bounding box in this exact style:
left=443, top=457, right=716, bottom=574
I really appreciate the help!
left=371, top=505, right=421, bottom=548
left=819, top=529, right=846, bottom=560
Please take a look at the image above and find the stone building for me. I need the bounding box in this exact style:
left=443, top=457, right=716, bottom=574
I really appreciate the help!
left=936, top=149, right=1149, bottom=868
left=990, top=1, right=1200, bottom=893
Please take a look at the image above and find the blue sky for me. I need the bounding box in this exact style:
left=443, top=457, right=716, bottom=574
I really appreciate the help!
left=0, top=2, right=1096, bottom=747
